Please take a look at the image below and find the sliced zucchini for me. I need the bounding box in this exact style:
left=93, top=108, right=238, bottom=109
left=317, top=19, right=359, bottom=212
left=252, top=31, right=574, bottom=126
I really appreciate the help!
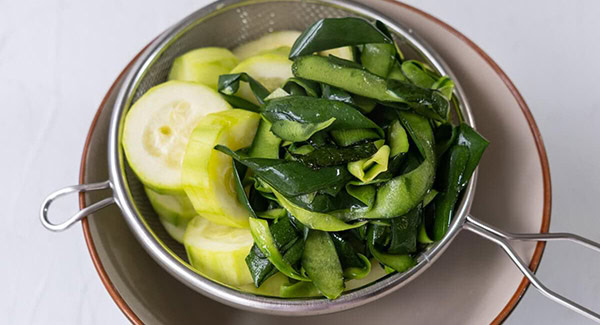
left=347, top=144, right=390, bottom=183
left=229, top=53, right=294, bottom=104
left=145, top=187, right=196, bottom=243
left=168, top=47, right=238, bottom=89
left=181, top=109, right=260, bottom=228
left=161, top=221, right=188, bottom=244
left=320, top=46, right=354, bottom=61
left=302, top=230, right=345, bottom=299
left=248, top=119, right=281, bottom=159
left=263, top=87, right=290, bottom=101
left=260, top=261, right=388, bottom=298
left=233, top=31, right=301, bottom=60
left=122, top=81, right=231, bottom=194
left=145, top=187, right=196, bottom=223
left=239, top=272, right=289, bottom=297
left=263, top=46, right=292, bottom=57
left=184, top=216, right=254, bottom=286
left=345, top=259, right=387, bottom=290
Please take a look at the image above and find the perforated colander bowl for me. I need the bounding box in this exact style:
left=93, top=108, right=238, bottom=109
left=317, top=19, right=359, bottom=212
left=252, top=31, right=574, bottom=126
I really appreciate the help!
left=41, top=0, right=600, bottom=319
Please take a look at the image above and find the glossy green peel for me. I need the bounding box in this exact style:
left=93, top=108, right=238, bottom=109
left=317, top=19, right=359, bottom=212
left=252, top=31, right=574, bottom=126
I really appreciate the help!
left=302, top=230, right=345, bottom=299
left=248, top=218, right=309, bottom=281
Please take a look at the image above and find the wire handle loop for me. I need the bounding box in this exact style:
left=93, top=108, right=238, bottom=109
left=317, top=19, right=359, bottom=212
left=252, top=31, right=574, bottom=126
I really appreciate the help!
left=465, top=215, right=600, bottom=323
left=40, top=180, right=114, bottom=232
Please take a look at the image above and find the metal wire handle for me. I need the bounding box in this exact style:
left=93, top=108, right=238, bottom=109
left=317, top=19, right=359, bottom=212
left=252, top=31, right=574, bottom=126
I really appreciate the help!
left=40, top=180, right=115, bottom=232
left=464, top=215, right=600, bottom=323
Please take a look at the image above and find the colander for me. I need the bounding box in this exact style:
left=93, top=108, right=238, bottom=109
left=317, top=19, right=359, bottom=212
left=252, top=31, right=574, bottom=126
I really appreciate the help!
left=40, top=0, right=600, bottom=320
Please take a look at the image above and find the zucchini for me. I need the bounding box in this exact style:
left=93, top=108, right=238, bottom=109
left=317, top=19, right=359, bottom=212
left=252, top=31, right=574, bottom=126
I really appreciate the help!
left=168, top=47, right=238, bottom=89
left=248, top=218, right=309, bottom=281
left=239, top=272, right=289, bottom=296
left=367, top=224, right=416, bottom=273
left=262, top=96, right=383, bottom=142
left=388, top=120, right=409, bottom=157
left=293, top=55, right=449, bottom=120
left=321, top=46, right=354, bottom=61
left=292, top=55, right=398, bottom=102
left=360, top=43, right=396, bottom=78
left=248, top=119, right=281, bottom=159
left=347, top=144, right=390, bottom=183
left=145, top=187, right=196, bottom=243
left=331, top=128, right=381, bottom=147
left=122, top=81, right=231, bottom=194
left=270, top=187, right=367, bottom=232
left=263, top=46, right=292, bottom=58
left=181, top=109, right=260, bottom=228
left=233, top=31, right=301, bottom=60
left=302, top=230, right=345, bottom=299
left=184, top=216, right=254, bottom=286
left=363, top=113, right=436, bottom=219
left=230, top=53, right=294, bottom=104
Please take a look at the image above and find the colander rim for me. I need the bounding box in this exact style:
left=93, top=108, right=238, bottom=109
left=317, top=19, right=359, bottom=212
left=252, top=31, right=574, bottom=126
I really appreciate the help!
left=106, top=0, right=478, bottom=316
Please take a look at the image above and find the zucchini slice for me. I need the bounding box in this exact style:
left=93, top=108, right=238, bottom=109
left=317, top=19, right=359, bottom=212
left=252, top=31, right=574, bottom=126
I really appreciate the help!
left=229, top=53, right=293, bottom=104
left=233, top=30, right=301, bottom=60
left=182, top=109, right=260, bottom=228
left=168, top=47, right=238, bottom=89
left=184, top=216, right=254, bottom=286
left=145, top=187, right=196, bottom=243
left=122, top=81, right=231, bottom=194
left=320, top=46, right=354, bottom=61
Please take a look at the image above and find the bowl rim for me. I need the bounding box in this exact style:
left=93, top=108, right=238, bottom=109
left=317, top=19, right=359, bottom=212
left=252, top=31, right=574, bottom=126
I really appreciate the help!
left=79, top=1, right=551, bottom=323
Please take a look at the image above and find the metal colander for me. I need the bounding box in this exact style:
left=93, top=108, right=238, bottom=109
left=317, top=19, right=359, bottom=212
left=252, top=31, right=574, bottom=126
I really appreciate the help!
left=121, top=0, right=464, bottom=268
left=41, top=0, right=600, bottom=320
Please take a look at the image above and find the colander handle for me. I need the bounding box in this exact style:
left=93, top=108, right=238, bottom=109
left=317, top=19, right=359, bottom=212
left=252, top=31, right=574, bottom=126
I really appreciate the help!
left=464, top=215, right=600, bottom=323
left=40, top=180, right=115, bottom=232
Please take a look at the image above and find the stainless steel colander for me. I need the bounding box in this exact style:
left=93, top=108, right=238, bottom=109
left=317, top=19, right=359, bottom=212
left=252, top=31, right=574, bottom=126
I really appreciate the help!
left=40, top=0, right=600, bottom=320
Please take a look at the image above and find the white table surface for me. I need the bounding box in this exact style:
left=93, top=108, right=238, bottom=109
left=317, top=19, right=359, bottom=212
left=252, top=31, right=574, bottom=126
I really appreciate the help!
left=1, top=0, right=599, bottom=324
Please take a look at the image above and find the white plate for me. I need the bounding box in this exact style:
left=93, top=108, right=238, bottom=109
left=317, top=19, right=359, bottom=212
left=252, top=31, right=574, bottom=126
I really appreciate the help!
left=79, top=1, right=551, bottom=324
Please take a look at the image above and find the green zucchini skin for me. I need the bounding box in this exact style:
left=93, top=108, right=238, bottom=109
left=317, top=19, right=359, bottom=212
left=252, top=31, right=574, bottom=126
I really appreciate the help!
left=432, top=145, right=469, bottom=240
left=289, top=17, right=392, bottom=59
left=361, top=43, right=396, bottom=78
left=293, top=55, right=398, bottom=102
left=367, top=224, right=416, bottom=273
left=331, top=128, right=381, bottom=147
left=302, top=230, right=345, bottom=299
left=359, top=112, right=435, bottom=220
left=293, top=55, right=450, bottom=121
left=249, top=120, right=281, bottom=159
left=216, top=145, right=352, bottom=197
left=290, top=142, right=378, bottom=169
left=262, top=96, right=384, bottom=141
left=245, top=217, right=304, bottom=287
